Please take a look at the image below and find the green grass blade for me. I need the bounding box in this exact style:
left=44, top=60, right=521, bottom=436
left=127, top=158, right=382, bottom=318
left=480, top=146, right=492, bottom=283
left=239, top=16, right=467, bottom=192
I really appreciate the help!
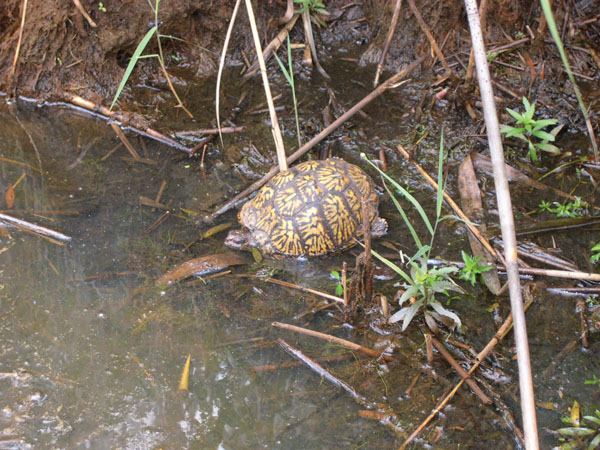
left=273, top=52, right=292, bottom=85
left=362, top=155, right=434, bottom=236
left=110, top=25, right=157, bottom=110
left=382, top=179, right=423, bottom=248
left=540, top=0, right=598, bottom=159
left=370, top=248, right=413, bottom=285
left=436, top=130, right=444, bottom=219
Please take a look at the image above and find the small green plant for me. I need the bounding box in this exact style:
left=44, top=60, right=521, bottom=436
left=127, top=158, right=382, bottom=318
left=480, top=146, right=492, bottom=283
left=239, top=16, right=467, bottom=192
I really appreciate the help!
left=539, top=197, right=587, bottom=218
left=459, top=251, right=492, bottom=286
left=501, top=97, right=561, bottom=163
left=362, top=132, right=464, bottom=331
left=295, top=0, right=328, bottom=16
left=330, top=270, right=344, bottom=297
left=486, top=51, right=499, bottom=63
left=585, top=375, right=600, bottom=391
left=98, top=2, right=107, bottom=12
left=273, top=36, right=301, bottom=148
left=591, top=244, right=600, bottom=264
left=556, top=406, right=600, bottom=449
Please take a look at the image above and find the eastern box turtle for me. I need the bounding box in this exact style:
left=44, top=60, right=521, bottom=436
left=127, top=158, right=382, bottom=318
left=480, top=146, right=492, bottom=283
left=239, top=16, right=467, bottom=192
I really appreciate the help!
left=225, top=158, right=387, bottom=256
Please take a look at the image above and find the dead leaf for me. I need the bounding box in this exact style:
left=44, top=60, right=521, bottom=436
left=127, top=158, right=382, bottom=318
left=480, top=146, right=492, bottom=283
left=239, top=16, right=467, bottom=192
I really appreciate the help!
left=458, top=154, right=501, bottom=294
left=157, top=253, right=248, bottom=285
left=5, top=185, right=15, bottom=209
left=177, top=354, right=191, bottom=392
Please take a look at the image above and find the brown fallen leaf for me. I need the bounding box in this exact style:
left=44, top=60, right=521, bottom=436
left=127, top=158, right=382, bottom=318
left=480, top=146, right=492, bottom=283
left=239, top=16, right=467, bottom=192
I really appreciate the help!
left=157, top=253, right=248, bottom=285
left=177, top=353, right=191, bottom=392
left=5, top=185, right=15, bottom=209
left=458, top=154, right=501, bottom=294
left=471, top=153, right=584, bottom=204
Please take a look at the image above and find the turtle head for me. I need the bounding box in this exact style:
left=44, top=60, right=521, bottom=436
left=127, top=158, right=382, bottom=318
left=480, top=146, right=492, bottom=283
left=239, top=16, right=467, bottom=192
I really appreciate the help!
left=224, top=229, right=252, bottom=251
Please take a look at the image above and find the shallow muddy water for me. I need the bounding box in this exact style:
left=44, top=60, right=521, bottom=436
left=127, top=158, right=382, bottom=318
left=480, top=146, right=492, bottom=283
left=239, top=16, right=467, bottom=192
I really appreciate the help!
left=0, top=58, right=599, bottom=450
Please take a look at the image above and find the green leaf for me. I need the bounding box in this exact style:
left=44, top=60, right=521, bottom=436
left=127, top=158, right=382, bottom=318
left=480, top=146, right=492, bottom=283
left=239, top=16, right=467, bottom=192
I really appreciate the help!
left=370, top=248, right=413, bottom=285
left=273, top=52, right=292, bottom=86
left=335, top=284, right=343, bottom=297
left=583, top=415, right=600, bottom=426
left=524, top=100, right=536, bottom=122
left=429, top=300, right=462, bottom=328
left=531, top=118, right=558, bottom=130
left=363, top=155, right=434, bottom=236
left=504, top=128, right=527, bottom=140
left=436, top=130, right=445, bottom=220
left=110, top=25, right=158, bottom=110
left=540, top=0, right=596, bottom=157
left=534, top=143, right=561, bottom=154
left=531, top=130, right=556, bottom=141
left=382, top=179, right=423, bottom=248
left=506, top=108, right=523, bottom=122
left=588, top=433, right=600, bottom=450
left=398, top=285, right=419, bottom=305
left=557, top=427, right=596, bottom=437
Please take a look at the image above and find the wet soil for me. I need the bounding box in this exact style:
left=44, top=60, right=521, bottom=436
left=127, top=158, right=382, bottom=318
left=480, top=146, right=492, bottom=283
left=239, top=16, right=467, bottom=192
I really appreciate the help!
left=1, top=0, right=600, bottom=449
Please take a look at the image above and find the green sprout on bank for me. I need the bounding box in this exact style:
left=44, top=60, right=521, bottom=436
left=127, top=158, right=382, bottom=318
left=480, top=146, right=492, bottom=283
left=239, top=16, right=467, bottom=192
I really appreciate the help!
left=459, top=251, right=492, bottom=286
left=539, top=197, right=587, bottom=218
left=98, top=2, right=107, bottom=12
left=500, top=97, right=561, bottom=163
left=585, top=375, right=600, bottom=392
left=362, top=132, right=464, bottom=332
left=330, top=270, right=344, bottom=297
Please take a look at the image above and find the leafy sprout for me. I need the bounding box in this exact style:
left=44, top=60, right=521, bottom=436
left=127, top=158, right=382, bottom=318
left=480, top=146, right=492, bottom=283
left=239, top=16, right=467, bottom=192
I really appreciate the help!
left=500, top=97, right=561, bottom=163
left=362, top=131, right=464, bottom=331
left=459, top=251, right=492, bottom=286
left=591, top=243, right=600, bottom=264
left=539, top=197, right=587, bottom=218
left=330, top=270, right=343, bottom=297
left=556, top=405, right=600, bottom=449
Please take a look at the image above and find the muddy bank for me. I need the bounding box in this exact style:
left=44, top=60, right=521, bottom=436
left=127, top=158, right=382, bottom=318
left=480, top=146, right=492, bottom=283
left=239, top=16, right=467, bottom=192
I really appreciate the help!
left=0, top=0, right=536, bottom=100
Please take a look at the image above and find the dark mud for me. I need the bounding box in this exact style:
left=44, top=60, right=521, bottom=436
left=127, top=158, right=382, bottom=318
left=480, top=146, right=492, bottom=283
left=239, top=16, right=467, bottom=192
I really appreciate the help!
left=1, top=0, right=600, bottom=449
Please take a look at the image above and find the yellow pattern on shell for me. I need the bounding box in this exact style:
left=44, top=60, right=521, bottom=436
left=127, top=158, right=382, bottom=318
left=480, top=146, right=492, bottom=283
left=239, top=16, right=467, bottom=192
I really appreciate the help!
left=238, top=158, right=379, bottom=256
left=322, top=192, right=358, bottom=246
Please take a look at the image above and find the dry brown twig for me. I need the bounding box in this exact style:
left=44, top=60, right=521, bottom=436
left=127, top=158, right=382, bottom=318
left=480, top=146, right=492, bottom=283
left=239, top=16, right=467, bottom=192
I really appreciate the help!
left=61, top=93, right=191, bottom=153
left=406, top=0, right=452, bottom=76
left=400, top=298, right=533, bottom=449
left=374, top=0, right=403, bottom=87
left=244, top=0, right=287, bottom=171
left=396, top=144, right=503, bottom=264
left=10, top=0, right=29, bottom=85
left=272, top=321, right=400, bottom=363
left=72, top=0, right=97, bottom=27
left=235, top=274, right=344, bottom=304
left=278, top=339, right=403, bottom=436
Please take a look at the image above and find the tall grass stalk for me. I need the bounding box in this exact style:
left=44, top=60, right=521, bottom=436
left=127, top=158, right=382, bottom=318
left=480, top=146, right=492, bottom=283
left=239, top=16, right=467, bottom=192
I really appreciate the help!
left=244, top=0, right=288, bottom=172
left=540, top=0, right=598, bottom=160
left=216, top=0, right=242, bottom=147
left=361, top=132, right=464, bottom=331
left=274, top=36, right=302, bottom=149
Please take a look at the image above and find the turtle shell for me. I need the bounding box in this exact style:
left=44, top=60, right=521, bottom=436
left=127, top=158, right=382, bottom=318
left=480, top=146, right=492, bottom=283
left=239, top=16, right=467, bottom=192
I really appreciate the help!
left=236, top=158, right=383, bottom=256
